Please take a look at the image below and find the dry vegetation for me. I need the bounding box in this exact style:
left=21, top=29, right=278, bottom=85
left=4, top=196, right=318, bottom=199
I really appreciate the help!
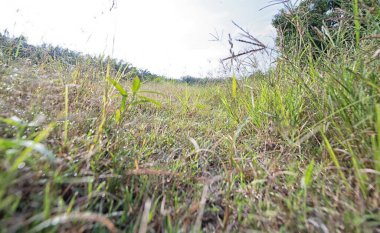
left=1, top=1, right=380, bottom=232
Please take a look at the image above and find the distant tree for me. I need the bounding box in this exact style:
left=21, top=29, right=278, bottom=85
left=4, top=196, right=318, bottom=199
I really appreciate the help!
left=180, top=75, right=200, bottom=84
left=0, top=32, right=170, bottom=81
left=273, top=0, right=345, bottom=52
left=272, top=0, right=379, bottom=54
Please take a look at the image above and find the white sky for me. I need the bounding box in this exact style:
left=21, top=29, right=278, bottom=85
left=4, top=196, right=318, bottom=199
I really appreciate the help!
left=0, top=0, right=282, bottom=78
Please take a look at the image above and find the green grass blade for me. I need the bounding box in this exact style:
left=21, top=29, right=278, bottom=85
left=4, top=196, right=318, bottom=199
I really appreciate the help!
left=44, top=182, right=51, bottom=219
left=64, top=85, right=69, bottom=145
left=135, top=95, right=161, bottom=107
left=375, top=104, right=380, bottom=190
left=14, top=37, right=23, bottom=59
left=115, top=109, right=121, bottom=123
left=11, top=123, right=55, bottom=171
left=353, top=0, right=360, bottom=46
left=321, top=132, right=349, bottom=186
left=107, top=77, right=128, bottom=97
left=303, top=160, right=315, bottom=188
left=132, top=76, right=141, bottom=94
left=232, top=74, right=237, bottom=98
left=120, top=95, right=127, bottom=112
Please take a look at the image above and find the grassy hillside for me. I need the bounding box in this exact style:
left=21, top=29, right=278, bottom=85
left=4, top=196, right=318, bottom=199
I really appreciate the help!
left=1, top=2, right=380, bottom=233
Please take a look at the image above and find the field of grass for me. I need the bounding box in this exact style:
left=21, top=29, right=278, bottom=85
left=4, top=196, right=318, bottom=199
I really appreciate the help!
left=1, top=2, right=380, bottom=232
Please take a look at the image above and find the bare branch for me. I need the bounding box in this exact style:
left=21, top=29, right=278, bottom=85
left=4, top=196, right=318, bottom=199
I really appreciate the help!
left=109, top=0, right=117, bottom=11
left=259, top=0, right=290, bottom=11
left=236, top=39, right=264, bottom=47
left=222, top=21, right=268, bottom=62
left=222, top=48, right=266, bottom=61
left=209, top=29, right=223, bottom=41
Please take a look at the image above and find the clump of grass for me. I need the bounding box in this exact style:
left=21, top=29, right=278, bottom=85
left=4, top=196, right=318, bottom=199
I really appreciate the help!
left=1, top=1, right=380, bottom=232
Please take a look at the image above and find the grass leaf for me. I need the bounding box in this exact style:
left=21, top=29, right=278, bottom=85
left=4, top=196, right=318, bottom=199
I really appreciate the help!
left=302, top=160, right=315, bottom=188
left=135, top=95, right=161, bottom=107
left=232, top=74, right=237, bottom=98
left=321, top=132, right=348, bottom=186
left=115, top=109, right=121, bottom=123
left=132, top=76, right=141, bottom=94
left=108, top=77, right=128, bottom=97
left=353, top=0, right=360, bottom=46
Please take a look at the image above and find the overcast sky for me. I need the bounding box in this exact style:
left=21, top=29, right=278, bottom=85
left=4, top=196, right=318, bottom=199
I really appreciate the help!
left=0, top=0, right=282, bottom=78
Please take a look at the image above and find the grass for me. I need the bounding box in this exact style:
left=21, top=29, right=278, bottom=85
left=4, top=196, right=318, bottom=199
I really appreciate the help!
left=1, top=2, right=380, bottom=232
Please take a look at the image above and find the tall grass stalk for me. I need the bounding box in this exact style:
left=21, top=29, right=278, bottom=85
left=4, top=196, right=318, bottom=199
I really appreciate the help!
left=375, top=104, right=380, bottom=192
left=353, top=0, right=360, bottom=46
left=64, top=85, right=69, bottom=145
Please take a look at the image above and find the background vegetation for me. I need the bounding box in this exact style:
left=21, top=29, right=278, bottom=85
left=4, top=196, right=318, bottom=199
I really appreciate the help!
left=0, top=0, right=379, bottom=232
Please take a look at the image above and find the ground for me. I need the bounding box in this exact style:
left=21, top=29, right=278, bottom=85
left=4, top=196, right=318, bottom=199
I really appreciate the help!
left=0, top=57, right=379, bottom=232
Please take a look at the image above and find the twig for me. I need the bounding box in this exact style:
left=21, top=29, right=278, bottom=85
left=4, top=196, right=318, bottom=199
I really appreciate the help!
left=30, top=212, right=118, bottom=233
left=361, top=34, right=380, bottom=40
left=236, top=39, right=264, bottom=47
left=193, top=176, right=223, bottom=232
left=222, top=48, right=266, bottom=61
left=193, top=184, right=209, bottom=233
left=259, top=0, right=290, bottom=11
left=125, top=168, right=176, bottom=176
left=138, top=199, right=152, bottom=233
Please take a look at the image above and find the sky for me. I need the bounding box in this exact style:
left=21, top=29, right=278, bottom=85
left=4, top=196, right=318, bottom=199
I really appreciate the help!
left=0, top=0, right=283, bottom=78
